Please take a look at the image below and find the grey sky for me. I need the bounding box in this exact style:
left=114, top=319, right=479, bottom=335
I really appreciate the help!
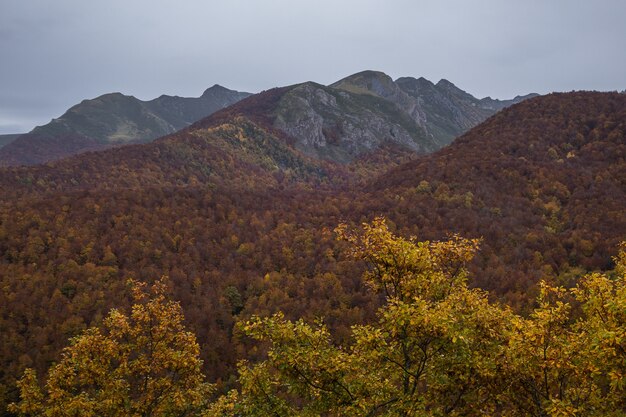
left=1, top=0, right=625, bottom=134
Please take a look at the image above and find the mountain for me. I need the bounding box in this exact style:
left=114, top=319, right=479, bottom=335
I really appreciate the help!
left=332, top=70, right=538, bottom=147
left=0, top=70, right=534, bottom=168
left=0, top=133, right=21, bottom=149
left=0, top=92, right=623, bottom=414
left=198, top=81, right=438, bottom=164
left=193, top=71, right=536, bottom=165
left=0, top=79, right=469, bottom=199
left=0, top=85, right=251, bottom=166
left=368, top=91, right=625, bottom=306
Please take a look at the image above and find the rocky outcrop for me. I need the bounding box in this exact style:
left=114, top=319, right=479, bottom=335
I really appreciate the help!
left=273, top=82, right=437, bottom=162
left=333, top=71, right=537, bottom=147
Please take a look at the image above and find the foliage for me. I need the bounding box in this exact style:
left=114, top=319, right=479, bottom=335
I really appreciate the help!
left=8, top=278, right=212, bottom=417
left=210, top=219, right=626, bottom=416
left=501, top=245, right=626, bottom=416
left=212, top=219, right=509, bottom=415
left=5, top=219, right=626, bottom=416
left=0, top=91, right=624, bottom=414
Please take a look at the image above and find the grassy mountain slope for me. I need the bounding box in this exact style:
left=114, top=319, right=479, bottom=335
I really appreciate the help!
left=0, top=134, right=21, bottom=149
left=0, top=86, right=250, bottom=167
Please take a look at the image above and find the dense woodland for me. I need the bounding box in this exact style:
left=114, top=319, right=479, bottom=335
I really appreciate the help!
left=8, top=220, right=626, bottom=416
left=0, top=92, right=625, bottom=414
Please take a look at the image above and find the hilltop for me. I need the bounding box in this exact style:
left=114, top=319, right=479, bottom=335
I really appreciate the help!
left=0, top=85, right=251, bottom=166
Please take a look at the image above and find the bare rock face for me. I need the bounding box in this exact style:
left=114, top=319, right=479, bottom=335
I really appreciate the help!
left=273, top=82, right=436, bottom=163
left=333, top=71, right=537, bottom=147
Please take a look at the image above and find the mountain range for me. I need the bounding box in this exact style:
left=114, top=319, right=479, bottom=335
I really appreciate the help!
left=0, top=85, right=251, bottom=166
left=0, top=70, right=535, bottom=167
left=0, top=69, right=623, bottom=415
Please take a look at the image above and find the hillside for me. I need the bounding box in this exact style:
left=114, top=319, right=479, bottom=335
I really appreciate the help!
left=332, top=70, right=537, bottom=146
left=0, top=85, right=251, bottom=167
left=0, top=92, right=623, bottom=414
left=0, top=71, right=534, bottom=168
left=368, top=91, right=626, bottom=302
left=0, top=134, right=21, bottom=149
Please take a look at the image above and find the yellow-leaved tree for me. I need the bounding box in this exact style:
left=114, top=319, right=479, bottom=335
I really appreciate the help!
left=208, top=217, right=515, bottom=416
left=9, top=278, right=212, bottom=417
left=504, top=242, right=626, bottom=416
left=209, top=218, right=626, bottom=416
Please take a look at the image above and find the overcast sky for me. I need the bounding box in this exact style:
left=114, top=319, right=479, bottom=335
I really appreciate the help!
left=1, top=0, right=625, bottom=134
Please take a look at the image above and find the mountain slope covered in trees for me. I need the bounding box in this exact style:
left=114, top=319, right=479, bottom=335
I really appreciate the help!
left=9, top=221, right=626, bottom=416
left=0, top=91, right=624, bottom=415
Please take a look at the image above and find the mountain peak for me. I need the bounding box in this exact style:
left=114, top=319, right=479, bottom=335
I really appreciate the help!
left=89, top=92, right=131, bottom=102
left=201, top=84, right=231, bottom=97
left=330, top=70, right=396, bottom=97
left=395, top=76, right=436, bottom=91
left=436, top=78, right=459, bottom=89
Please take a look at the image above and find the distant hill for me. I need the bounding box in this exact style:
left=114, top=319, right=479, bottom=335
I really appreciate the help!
left=0, top=133, right=21, bottom=149
left=0, top=85, right=251, bottom=166
left=332, top=70, right=537, bottom=146
left=0, top=71, right=535, bottom=167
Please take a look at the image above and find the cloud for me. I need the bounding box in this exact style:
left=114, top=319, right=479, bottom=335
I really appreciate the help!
left=1, top=0, right=624, bottom=133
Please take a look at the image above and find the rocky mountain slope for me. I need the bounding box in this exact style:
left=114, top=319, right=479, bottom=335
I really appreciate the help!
left=192, top=71, right=536, bottom=165
left=198, top=82, right=438, bottom=164
left=0, top=85, right=251, bottom=166
left=333, top=70, right=537, bottom=146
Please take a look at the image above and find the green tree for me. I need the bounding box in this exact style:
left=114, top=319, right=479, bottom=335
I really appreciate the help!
left=9, top=278, right=212, bottom=417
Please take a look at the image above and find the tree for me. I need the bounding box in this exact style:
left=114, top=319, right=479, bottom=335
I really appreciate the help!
left=9, top=278, right=212, bottom=417
left=502, top=243, right=626, bottom=416
left=209, top=219, right=626, bottom=416
left=208, top=218, right=513, bottom=416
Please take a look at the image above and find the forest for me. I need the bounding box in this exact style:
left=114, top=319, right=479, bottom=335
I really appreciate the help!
left=0, top=92, right=625, bottom=415
left=8, top=219, right=626, bottom=416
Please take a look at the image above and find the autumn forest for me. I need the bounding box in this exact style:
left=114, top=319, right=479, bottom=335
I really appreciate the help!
left=0, top=91, right=625, bottom=416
